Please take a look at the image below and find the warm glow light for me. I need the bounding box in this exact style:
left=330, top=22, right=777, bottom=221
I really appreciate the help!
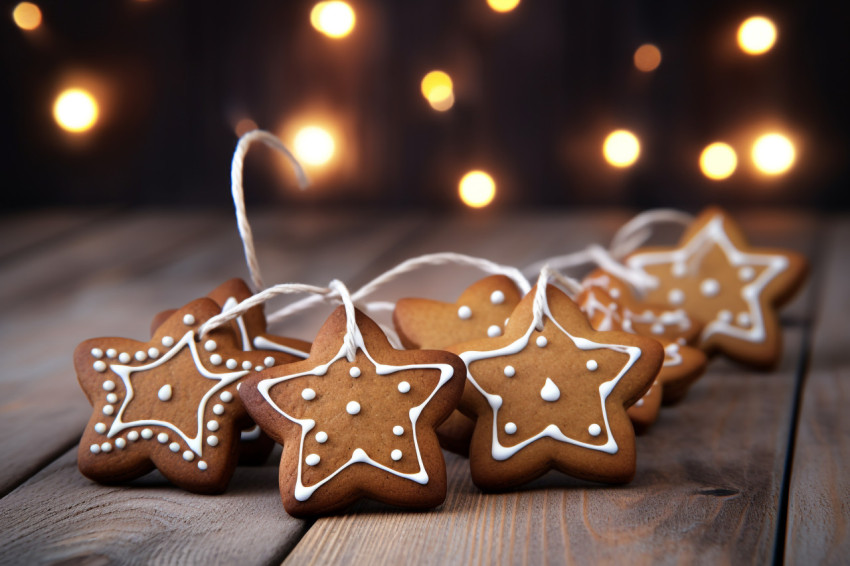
left=235, top=118, right=259, bottom=137
left=310, top=1, right=355, bottom=39
left=737, top=16, right=777, bottom=55
left=634, top=44, right=662, bottom=72
left=603, top=130, right=640, bottom=168
left=294, top=125, right=336, bottom=166
left=459, top=171, right=496, bottom=208
left=428, top=86, right=454, bottom=112
left=12, top=2, right=41, bottom=31
left=700, top=142, right=737, bottom=180
left=752, top=133, right=795, bottom=175
left=487, top=0, right=521, bottom=13
left=53, top=88, right=99, bottom=133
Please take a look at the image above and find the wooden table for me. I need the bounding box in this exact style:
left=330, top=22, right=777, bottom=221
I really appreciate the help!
left=0, top=208, right=846, bottom=565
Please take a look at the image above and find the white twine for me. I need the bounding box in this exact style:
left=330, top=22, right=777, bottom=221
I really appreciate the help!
left=230, top=129, right=310, bottom=292
left=608, top=208, right=693, bottom=259
left=530, top=265, right=583, bottom=330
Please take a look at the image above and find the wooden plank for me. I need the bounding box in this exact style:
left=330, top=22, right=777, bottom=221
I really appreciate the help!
left=284, top=328, right=805, bottom=565
left=0, top=449, right=305, bottom=565
left=785, top=218, right=850, bottom=564
left=0, top=208, right=113, bottom=262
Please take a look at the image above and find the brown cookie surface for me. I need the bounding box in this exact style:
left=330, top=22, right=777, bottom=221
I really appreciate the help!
left=240, top=306, right=466, bottom=517
left=626, top=379, right=663, bottom=434
left=624, top=207, right=808, bottom=368
left=75, top=299, right=278, bottom=494
left=449, top=284, right=663, bottom=489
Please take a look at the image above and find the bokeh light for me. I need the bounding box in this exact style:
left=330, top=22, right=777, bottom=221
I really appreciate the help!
left=421, top=71, right=454, bottom=111
left=752, top=133, right=795, bottom=175
left=699, top=142, right=737, bottom=180
left=633, top=44, right=662, bottom=72
left=12, top=2, right=41, bottom=31
left=53, top=88, right=99, bottom=133
left=294, top=125, right=336, bottom=166
left=459, top=171, right=496, bottom=208
left=487, top=0, right=521, bottom=13
left=737, top=16, right=777, bottom=55
left=602, top=130, right=640, bottom=168
left=310, top=1, right=355, bottom=39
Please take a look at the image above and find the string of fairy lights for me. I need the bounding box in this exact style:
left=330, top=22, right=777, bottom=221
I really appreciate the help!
left=12, top=1, right=798, bottom=208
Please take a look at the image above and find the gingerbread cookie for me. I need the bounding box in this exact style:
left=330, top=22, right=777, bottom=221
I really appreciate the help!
left=240, top=305, right=466, bottom=517
left=449, top=283, right=663, bottom=488
left=577, top=287, right=707, bottom=406
left=75, top=299, right=278, bottom=494
left=625, top=380, right=662, bottom=434
left=624, top=207, right=808, bottom=367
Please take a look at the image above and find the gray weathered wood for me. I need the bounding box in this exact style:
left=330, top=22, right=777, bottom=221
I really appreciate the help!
left=0, top=209, right=112, bottom=262
left=785, top=218, right=850, bottom=565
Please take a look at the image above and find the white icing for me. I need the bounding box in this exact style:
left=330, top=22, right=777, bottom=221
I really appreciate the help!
left=487, top=325, right=502, bottom=338
left=169, top=442, right=180, bottom=452
left=157, top=432, right=168, bottom=443
left=134, top=351, right=147, bottom=362
left=346, top=401, right=361, bottom=415
left=204, top=340, right=217, bottom=352
left=91, top=348, right=104, bottom=359
left=536, top=336, right=548, bottom=347
left=588, top=424, right=602, bottom=436
left=141, top=428, right=153, bottom=439
left=393, top=426, right=404, bottom=436
left=663, top=343, right=683, bottom=366
left=240, top=425, right=262, bottom=441
left=93, top=361, right=107, bottom=373
left=183, top=314, right=195, bottom=326
left=207, top=420, right=219, bottom=431
left=226, top=359, right=237, bottom=370
left=252, top=336, right=310, bottom=359
left=213, top=404, right=224, bottom=415
left=90, top=444, right=100, bottom=454
left=700, top=278, right=720, bottom=297
left=94, top=422, right=107, bottom=434
left=198, top=461, right=207, bottom=470
left=301, top=388, right=316, bottom=401
left=128, top=430, right=139, bottom=441
left=504, top=365, right=516, bottom=377
left=100, top=442, right=112, bottom=452
left=540, top=378, right=561, bottom=402
left=118, top=353, right=131, bottom=363
left=349, top=367, right=361, bottom=378
left=207, top=435, right=218, bottom=446
left=458, top=305, right=472, bottom=320
left=254, top=365, right=263, bottom=372
left=636, top=398, right=645, bottom=407
left=718, top=310, right=733, bottom=323
left=115, top=438, right=126, bottom=449
left=672, top=263, right=687, bottom=277
left=241, top=361, right=252, bottom=370
left=609, top=288, right=621, bottom=298
left=586, top=359, right=598, bottom=371
left=183, top=450, right=194, bottom=461
left=148, top=348, right=160, bottom=359
left=737, top=312, right=751, bottom=327
left=739, top=266, right=755, bottom=281
left=668, top=289, right=684, bottom=305
left=157, top=384, right=172, bottom=402
left=220, top=391, right=233, bottom=403
left=504, top=422, right=517, bottom=434
left=264, top=356, right=275, bottom=367
left=103, top=380, right=115, bottom=391
left=210, top=354, right=222, bottom=366
left=651, top=323, right=664, bottom=335
left=316, top=431, right=328, bottom=443
left=305, top=453, right=320, bottom=466
left=162, top=336, right=174, bottom=347
left=102, top=405, right=114, bottom=416
left=391, top=449, right=402, bottom=461
left=106, top=349, right=117, bottom=359
left=106, top=393, right=118, bottom=404
left=490, top=290, right=505, bottom=305
left=397, top=381, right=411, bottom=393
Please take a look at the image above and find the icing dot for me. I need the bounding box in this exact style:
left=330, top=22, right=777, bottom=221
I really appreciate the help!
left=610, top=288, right=621, bottom=299
left=106, top=349, right=117, bottom=358
left=737, top=312, right=751, bottom=327
left=349, top=367, right=361, bottom=378
left=169, top=442, right=180, bottom=453
left=220, top=391, right=233, bottom=403
left=315, top=431, right=328, bottom=443
left=457, top=305, right=472, bottom=320
left=147, top=347, right=159, bottom=359
left=207, top=435, right=219, bottom=447
left=254, top=365, right=264, bottom=372
left=588, top=424, right=602, bottom=437
left=93, top=360, right=107, bottom=373
left=94, top=422, right=107, bottom=434
left=504, top=422, right=517, bottom=435
left=264, top=356, right=275, bottom=367
left=198, top=461, right=207, bottom=470
left=101, top=442, right=112, bottom=453
left=504, top=365, right=516, bottom=377
left=134, top=351, right=147, bottom=362
left=102, top=405, right=114, bottom=416
left=102, top=380, right=115, bottom=391
left=739, top=266, right=755, bottom=281
left=487, top=325, right=502, bottom=338
left=157, top=433, right=168, bottom=443
left=90, top=444, right=101, bottom=454
left=398, top=381, right=411, bottom=393
left=115, top=438, right=126, bottom=449
left=391, top=449, right=402, bottom=461
left=636, top=398, right=645, bottom=407
left=305, top=453, right=320, bottom=466
left=213, top=404, right=225, bottom=415
left=118, top=353, right=131, bottom=363
left=204, top=340, right=217, bottom=352
left=91, top=348, right=104, bottom=359
left=210, top=354, right=222, bottom=366
left=540, top=378, right=560, bottom=402
left=651, top=323, right=664, bottom=335
left=183, top=314, right=195, bottom=326
left=672, top=263, right=687, bottom=277
left=157, top=384, right=173, bottom=402
left=128, top=431, right=140, bottom=441
left=718, top=310, right=733, bottom=323
left=226, top=359, right=237, bottom=370
left=242, top=361, right=252, bottom=370
left=207, top=420, right=219, bottom=431
left=301, top=388, right=317, bottom=401
left=536, top=336, right=548, bottom=348
left=162, top=336, right=174, bottom=347
left=393, top=426, right=404, bottom=436
left=106, top=393, right=118, bottom=404
left=346, top=401, right=361, bottom=415
left=586, top=359, right=598, bottom=371
left=668, top=289, right=684, bottom=306
left=141, top=428, right=153, bottom=439
left=700, top=278, right=720, bottom=298
left=183, top=450, right=194, bottom=462
left=490, top=290, right=505, bottom=305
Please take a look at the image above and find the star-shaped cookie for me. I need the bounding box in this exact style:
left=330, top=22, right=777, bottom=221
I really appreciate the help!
left=75, top=299, right=277, bottom=493
left=240, top=305, right=466, bottom=517
left=624, top=207, right=808, bottom=367
left=449, top=284, right=663, bottom=489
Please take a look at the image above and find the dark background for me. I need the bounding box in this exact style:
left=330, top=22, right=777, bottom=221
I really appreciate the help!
left=2, top=0, right=848, bottom=211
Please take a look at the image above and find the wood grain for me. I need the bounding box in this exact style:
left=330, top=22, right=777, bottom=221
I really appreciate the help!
left=784, top=218, right=850, bottom=564
left=0, top=209, right=112, bottom=263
